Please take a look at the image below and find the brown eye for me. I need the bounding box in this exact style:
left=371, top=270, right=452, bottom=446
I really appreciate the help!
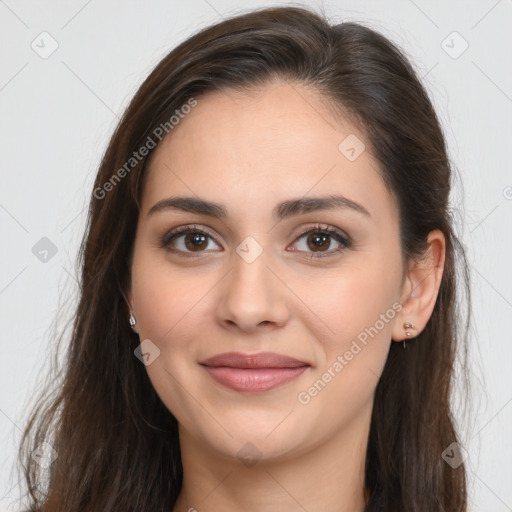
left=291, top=226, right=351, bottom=258
left=306, top=232, right=331, bottom=252
left=182, top=232, right=209, bottom=251
left=160, top=226, right=222, bottom=255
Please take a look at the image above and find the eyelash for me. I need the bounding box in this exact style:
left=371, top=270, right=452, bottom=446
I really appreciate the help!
left=159, top=223, right=351, bottom=259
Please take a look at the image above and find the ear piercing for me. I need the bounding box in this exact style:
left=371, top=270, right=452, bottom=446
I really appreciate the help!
left=403, top=321, right=414, bottom=336
left=403, top=321, right=415, bottom=349
left=129, top=312, right=137, bottom=330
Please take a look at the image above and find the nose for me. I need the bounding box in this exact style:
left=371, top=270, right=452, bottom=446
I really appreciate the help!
left=215, top=247, right=290, bottom=333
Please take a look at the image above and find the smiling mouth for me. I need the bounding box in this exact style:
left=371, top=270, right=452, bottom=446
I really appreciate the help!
left=199, top=351, right=311, bottom=392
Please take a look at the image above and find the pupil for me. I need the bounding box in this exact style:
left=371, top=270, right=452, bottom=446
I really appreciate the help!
left=185, top=233, right=207, bottom=251
left=309, top=232, right=329, bottom=251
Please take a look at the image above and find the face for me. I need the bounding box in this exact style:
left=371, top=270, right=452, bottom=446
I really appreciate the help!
left=129, top=81, right=406, bottom=462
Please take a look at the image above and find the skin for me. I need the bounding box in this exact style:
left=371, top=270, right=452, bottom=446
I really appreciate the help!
left=127, top=80, right=445, bottom=512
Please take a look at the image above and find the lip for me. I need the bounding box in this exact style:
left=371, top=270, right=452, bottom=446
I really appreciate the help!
left=199, top=351, right=309, bottom=369
left=199, top=352, right=311, bottom=393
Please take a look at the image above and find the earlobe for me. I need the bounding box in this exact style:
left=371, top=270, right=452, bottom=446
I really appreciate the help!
left=391, top=230, right=446, bottom=342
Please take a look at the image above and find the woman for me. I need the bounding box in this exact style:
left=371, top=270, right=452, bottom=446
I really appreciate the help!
left=19, top=5, right=471, bottom=511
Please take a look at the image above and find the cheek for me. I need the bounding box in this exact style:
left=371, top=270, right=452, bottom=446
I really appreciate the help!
left=130, top=253, right=216, bottom=423
left=132, top=257, right=208, bottom=343
left=293, top=259, right=402, bottom=354
left=291, top=262, right=401, bottom=437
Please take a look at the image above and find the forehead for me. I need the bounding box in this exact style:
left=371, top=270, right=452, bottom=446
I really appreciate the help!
left=142, top=81, right=397, bottom=224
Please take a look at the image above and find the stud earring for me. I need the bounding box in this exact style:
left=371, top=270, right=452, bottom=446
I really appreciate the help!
left=129, top=312, right=137, bottom=330
left=403, top=321, right=414, bottom=348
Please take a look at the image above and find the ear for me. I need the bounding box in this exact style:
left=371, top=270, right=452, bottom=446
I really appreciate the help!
left=391, top=229, right=446, bottom=342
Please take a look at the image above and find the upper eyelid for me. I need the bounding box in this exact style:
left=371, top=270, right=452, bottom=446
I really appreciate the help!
left=160, top=224, right=216, bottom=247
left=294, top=224, right=350, bottom=241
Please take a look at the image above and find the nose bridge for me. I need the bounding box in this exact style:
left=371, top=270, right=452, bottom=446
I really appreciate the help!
left=216, top=235, right=289, bottom=330
left=235, top=238, right=270, bottom=284
left=229, top=236, right=274, bottom=302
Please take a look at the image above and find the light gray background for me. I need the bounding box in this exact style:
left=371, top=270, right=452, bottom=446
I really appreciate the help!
left=1, top=1, right=511, bottom=511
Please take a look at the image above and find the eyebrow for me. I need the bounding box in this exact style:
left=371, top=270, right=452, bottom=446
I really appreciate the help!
left=147, top=194, right=371, bottom=220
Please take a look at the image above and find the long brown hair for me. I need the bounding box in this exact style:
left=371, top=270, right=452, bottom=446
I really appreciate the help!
left=18, top=6, right=471, bottom=511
